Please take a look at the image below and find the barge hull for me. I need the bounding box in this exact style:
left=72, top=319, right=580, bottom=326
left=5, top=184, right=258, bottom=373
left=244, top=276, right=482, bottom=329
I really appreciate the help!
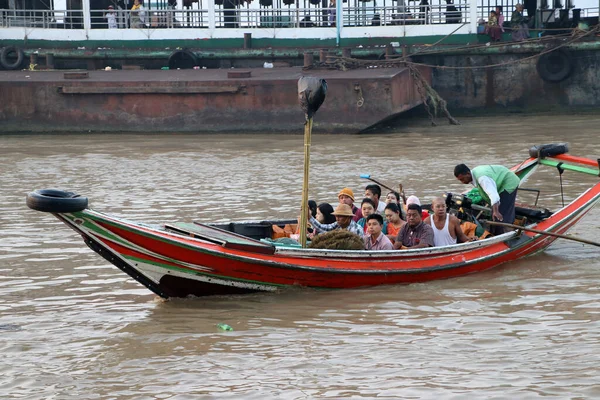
left=0, top=67, right=428, bottom=134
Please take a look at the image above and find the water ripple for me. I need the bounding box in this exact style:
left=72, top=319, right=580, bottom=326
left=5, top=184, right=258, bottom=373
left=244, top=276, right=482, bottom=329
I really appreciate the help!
left=1, top=116, right=600, bottom=398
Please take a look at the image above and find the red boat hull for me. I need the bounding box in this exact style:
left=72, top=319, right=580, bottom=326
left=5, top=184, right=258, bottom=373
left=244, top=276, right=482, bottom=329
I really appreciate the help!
left=31, top=151, right=599, bottom=299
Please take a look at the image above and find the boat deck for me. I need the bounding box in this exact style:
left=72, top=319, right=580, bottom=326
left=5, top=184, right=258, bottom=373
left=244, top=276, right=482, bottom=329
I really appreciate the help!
left=0, top=67, right=407, bottom=82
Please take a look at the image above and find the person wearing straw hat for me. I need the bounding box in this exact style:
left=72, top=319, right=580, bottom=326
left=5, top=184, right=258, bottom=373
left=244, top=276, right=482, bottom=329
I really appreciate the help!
left=337, top=187, right=363, bottom=222
left=309, top=204, right=364, bottom=238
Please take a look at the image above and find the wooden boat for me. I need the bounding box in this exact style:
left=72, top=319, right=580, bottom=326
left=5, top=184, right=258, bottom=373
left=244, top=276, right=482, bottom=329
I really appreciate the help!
left=26, top=144, right=600, bottom=299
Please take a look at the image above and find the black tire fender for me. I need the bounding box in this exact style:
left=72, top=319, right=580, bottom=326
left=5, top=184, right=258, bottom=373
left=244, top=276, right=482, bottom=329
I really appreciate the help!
left=26, top=189, right=88, bottom=213
left=168, top=49, right=198, bottom=70
left=529, top=143, right=569, bottom=158
left=0, top=46, right=25, bottom=70
left=536, top=49, right=573, bottom=83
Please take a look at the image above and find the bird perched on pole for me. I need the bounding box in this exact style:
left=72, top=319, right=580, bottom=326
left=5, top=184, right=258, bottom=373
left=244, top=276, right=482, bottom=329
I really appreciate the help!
left=298, top=76, right=327, bottom=122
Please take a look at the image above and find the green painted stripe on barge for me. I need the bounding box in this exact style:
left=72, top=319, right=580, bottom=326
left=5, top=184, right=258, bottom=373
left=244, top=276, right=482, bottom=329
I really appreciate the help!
left=0, top=33, right=489, bottom=50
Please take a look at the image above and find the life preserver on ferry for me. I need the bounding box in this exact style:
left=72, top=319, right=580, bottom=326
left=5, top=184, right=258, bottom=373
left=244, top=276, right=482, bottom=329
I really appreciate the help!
left=536, top=49, right=573, bottom=83
left=0, top=46, right=25, bottom=70
left=528, top=143, right=569, bottom=158
left=26, top=189, right=88, bottom=213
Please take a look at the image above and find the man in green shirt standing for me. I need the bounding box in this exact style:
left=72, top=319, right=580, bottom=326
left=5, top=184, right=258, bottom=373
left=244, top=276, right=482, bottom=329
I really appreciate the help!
left=454, top=164, right=520, bottom=235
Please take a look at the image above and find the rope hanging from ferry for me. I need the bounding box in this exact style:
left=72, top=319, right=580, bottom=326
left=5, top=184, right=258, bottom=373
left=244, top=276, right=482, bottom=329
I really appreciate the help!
left=317, top=23, right=600, bottom=126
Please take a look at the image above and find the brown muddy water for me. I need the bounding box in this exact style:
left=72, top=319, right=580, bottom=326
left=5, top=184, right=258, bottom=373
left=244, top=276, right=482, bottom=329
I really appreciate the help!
left=1, top=115, right=599, bottom=399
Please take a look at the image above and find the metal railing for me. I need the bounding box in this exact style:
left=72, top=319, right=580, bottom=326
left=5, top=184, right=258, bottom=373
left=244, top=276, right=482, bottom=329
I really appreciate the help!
left=342, top=4, right=469, bottom=26
left=1, top=6, right=469, bottom=29
left=2, top=5, right=597, bottom=30
left=0, top=9, right=83, bottom=29
left=477, top=4, right=600, bottom=23
left=88, top=9, right=208, bottom=29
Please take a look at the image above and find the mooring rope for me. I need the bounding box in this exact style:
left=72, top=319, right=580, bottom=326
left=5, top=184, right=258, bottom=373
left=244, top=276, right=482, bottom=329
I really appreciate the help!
left=309, top=24, right=599, bottom=126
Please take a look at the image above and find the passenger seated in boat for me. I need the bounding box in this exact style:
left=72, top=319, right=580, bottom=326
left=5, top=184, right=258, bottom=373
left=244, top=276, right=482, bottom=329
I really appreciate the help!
left=424, top=197, right=475, bottom=246
left=393, top=203, right=435, bottom=250
left=295, top=199, right=318, bottom=239
left=364, top=184, right=387, bottom=214
left=383, top=203, right=405, bottom=244
left=338, top=187, right=362, bottom=222
left=357, top=198, right=377, bottom=234
left=316, top=203, right=336, bottom=225
left=406, top=195, right=429, bottom=220
left=308, top=200, right=317, bottom=219
left=364, top=214, right=394, bottom=251
left=385, top=190, right=405, bottom=219
left=386, top=191, right=401, bottom=206
left=309, top=204, right=364, bottom=238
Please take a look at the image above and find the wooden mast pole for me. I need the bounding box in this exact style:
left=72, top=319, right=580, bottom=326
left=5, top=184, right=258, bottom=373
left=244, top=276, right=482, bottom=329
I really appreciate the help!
left=299, top=117, right=313, bottom=248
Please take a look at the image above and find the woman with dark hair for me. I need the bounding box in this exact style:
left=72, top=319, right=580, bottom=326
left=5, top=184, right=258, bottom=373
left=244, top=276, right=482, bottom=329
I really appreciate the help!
left=383, top=202, right=405, bottom=244
left=316, top=203, right=336, bottom=225
left=386, top=191, right=405, bottom=220
left=296, top=199, right=319, bottom=239
left=308, top=200, right=318, bottom=219
left=385, top=191, right=401, bottom=205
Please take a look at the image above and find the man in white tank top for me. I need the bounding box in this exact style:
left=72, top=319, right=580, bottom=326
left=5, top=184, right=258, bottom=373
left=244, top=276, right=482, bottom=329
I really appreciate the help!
left=424, top=197, right=475, bottom=247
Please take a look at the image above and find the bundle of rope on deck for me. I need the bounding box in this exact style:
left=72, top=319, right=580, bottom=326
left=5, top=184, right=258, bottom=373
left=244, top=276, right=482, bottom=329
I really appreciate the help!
left=308, top=230, right=365, bottom=250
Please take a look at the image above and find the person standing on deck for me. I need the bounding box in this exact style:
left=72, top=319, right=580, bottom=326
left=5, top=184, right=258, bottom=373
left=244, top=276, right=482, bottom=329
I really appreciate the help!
left=510, top=3, right=530, bottom=41
left=445, top=0, right=461, bottom=24
left=105, top=5, right=118, bottom=29
left=130, top=0, right=146, bottom=28
left=454, top=164, right=520, bottom=235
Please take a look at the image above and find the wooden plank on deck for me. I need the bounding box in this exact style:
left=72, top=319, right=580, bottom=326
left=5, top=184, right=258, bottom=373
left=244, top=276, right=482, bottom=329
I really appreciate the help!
left=59, top=86, right=242, bottom=94
left=165, top=222, right=275, bottom=255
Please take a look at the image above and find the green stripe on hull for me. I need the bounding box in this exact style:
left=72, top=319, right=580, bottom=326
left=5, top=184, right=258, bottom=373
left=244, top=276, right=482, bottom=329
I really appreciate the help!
left=81, top=211, right=249, bottom=261
left=64, top=212, right=133, bottom=248
left=122, top=254, right=286, bottom=288
left=539, top=159, right=600, bottom=177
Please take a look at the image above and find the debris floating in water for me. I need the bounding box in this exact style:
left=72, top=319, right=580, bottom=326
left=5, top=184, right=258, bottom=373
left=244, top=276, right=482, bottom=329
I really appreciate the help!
left=217, top=323, right=233, bottom=331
